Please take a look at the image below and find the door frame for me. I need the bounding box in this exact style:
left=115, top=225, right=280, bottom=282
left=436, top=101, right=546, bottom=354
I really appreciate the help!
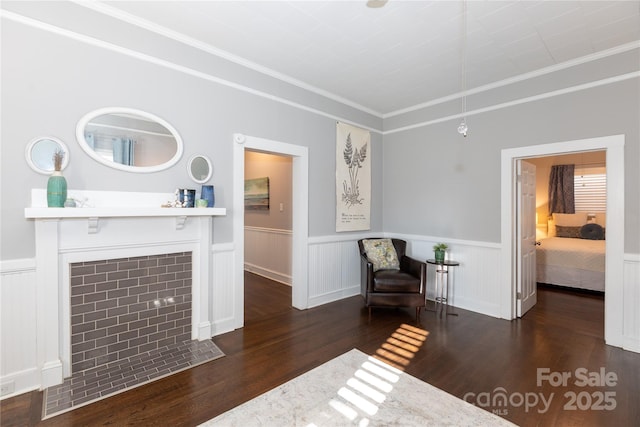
left=500, top=135, right=625, bottom=347
left=233, top=133, right=309, bottom=327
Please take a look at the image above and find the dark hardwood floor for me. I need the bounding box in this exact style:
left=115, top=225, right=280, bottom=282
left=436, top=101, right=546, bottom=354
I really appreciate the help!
left=1, top=273, right=638, bottom=426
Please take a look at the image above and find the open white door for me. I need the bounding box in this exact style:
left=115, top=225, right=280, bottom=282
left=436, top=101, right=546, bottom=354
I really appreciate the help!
left=517, top=160, right=537, bottom=317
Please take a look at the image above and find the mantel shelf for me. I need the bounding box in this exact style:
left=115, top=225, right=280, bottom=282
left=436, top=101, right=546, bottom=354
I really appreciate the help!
left=25, top=207, right=226, bottom=233
left=24, top=207, right=226, bottom=219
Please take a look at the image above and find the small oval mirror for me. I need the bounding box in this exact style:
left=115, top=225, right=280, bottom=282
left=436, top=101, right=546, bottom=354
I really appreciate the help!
left=187, top=154, right=212, bottom=183
left=25, top=136, right=69, bottom=174
left=76, top=107, right=183, bottom=173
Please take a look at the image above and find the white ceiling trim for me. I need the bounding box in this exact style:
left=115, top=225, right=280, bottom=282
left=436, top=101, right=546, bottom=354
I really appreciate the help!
left=0, top=9, right=383, bottom=136
left=72, top=0, right=383, bottom=117
left=73, top=0, right=640, bottom=122
left=384, top=71, right=640, bottom=135
left=384, top=41, right=640, bottom=119
left=3, top=8, right=636, bottom=138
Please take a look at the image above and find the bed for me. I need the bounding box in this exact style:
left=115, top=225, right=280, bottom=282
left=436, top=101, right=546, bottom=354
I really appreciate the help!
left=536, top=212, right=606, bottom=292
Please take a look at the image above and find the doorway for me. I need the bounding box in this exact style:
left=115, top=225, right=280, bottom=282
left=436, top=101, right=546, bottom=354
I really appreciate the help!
left=500, top=135, right=625, bottom=347
left=232, top=133, right=309, bottom=329
left=244, top=150, right=293, bottom=286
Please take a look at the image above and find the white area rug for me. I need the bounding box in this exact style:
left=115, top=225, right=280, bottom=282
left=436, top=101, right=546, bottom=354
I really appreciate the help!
left=201, top=349, right=516, bottom=426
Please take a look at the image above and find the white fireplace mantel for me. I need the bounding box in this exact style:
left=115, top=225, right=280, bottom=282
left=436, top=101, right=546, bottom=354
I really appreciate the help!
left=25, top=189, right=226, bottom=389
left=25, top=189, right=225, bottom=233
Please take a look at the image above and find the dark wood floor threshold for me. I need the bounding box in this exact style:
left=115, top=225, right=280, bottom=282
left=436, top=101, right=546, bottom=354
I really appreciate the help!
left=1, top=272, right=638, bottom=426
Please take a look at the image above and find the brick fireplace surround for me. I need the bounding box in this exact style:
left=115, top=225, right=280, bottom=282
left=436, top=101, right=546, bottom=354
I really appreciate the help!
left=43, top=252, right=225, bottom=419
left=25, top=189, right=227, bottom=418
left=70, top=252, right=193, bottom=373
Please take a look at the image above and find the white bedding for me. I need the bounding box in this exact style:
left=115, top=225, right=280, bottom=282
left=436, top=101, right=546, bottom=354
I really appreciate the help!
left=536, top=237, right=605, bottom=292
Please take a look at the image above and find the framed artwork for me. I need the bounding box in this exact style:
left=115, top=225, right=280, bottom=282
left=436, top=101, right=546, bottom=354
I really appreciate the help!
left=336, top=122, right=370, bottom=232
left=245, top=177, right=270, bottom=210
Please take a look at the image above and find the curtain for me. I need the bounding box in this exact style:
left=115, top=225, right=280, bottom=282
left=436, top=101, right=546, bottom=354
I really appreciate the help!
left=548, top=164, right=575, bottom=214
left=112, top=137, right=135, bottom=166
left=84, top=132, right=95, bottom=149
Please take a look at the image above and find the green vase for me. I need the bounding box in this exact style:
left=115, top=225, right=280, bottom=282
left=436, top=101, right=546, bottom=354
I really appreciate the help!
left=47, top=171, right=67, bottom=207
left=434, top=249, right=445, bottom=263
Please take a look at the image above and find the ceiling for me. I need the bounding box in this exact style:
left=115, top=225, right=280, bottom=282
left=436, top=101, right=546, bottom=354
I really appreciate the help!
left=98, top=1, right=640, bottom=116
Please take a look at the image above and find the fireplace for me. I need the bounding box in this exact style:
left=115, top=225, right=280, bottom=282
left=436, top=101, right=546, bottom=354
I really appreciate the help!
left=25, top=189, right=226, bottom=388
left=69, top=252, right=193, bottom=373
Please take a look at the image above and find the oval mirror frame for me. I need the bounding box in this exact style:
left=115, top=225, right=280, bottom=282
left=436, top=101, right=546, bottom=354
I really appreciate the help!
left=76, top=107, right=184, bottom=173
left=187, top=154, right=212, bottom=184
left=25, top=136, right=70, bottom=175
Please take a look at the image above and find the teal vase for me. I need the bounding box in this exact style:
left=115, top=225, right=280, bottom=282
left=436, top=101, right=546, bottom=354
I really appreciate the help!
left=434, top=249, right=445, bottom=263
left=47, top=171, right=67, bottom=207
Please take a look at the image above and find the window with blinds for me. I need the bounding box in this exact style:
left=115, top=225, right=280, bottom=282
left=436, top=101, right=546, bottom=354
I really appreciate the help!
left=574, top=166, right=606, bottom=213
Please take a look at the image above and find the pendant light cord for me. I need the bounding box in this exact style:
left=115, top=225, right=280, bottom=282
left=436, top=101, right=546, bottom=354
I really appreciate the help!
left=461, top=0, right=468, bottom=122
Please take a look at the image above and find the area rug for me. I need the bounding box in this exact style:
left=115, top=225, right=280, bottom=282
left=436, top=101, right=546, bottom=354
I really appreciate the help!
left=42, top=339, right=224, bottom=420
left=201, top=348, right=516, bottom=426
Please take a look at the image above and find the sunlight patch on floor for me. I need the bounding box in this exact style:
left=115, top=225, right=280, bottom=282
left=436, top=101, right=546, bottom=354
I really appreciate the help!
left=307, top=323, right=429, bottom=426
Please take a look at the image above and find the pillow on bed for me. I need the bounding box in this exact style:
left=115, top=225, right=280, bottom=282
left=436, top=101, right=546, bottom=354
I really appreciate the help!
left=555, top=225, right=582, bottom=238
left=580, top=223, right=605, bottom=240
left=552, top=212, right=588, bottom=226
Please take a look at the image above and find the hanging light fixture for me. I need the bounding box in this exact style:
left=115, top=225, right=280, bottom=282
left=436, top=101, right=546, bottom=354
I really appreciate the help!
left=457, top=0, right=468, bottom=137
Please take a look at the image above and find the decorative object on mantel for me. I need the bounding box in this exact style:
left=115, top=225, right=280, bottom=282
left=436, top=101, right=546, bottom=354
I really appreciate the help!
left=179, top=189, right=196, bottom=208
left=47, top=150, right=67, bottom=207
left=201, top=185, right=215, bottom=207
left=195, top=199, right=208, bottom=208
left=64, top=198, right=76, bottom=208
left=433, top=243, right=448, bottom=263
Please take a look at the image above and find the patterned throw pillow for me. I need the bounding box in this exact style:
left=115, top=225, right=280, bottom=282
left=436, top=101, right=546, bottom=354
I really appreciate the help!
left=362, top=239, right=400, bottom=272
left=555, top=225, right=582, bottom=238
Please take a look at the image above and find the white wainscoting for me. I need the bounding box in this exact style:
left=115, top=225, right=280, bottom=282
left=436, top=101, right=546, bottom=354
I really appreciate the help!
left=390, top=234, right=504, bottom=318
left=306, top=233, right=504, bottom=315
left=0, top=243, right=239, bottom=398
left=244, top=226, right=292, bottom=285
left=307, top=234, right=367, bottom=308
left=2, top=243, right=638, bottom=397
left=212, top=243, right=239, bottom=335
left=0, top=259, right=39, bottom=399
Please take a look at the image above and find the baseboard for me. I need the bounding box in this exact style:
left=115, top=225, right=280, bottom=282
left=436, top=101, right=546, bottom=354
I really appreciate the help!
left=244, top=263, right=291, bottom=286
left=211, top=316, right=238, bottom=337
left=307, top=285, right=360, bottom=308
left=623, top=336, right=640, bottom=353
left=0, top=367, right=39, bottom=400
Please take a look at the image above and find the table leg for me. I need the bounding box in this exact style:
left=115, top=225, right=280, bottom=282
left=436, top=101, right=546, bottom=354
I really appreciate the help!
left=443, top=266, right=458, bottom=316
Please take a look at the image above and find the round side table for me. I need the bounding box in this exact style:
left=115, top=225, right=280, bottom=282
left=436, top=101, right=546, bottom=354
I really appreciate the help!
left=426, top=259, right=460, bottom=316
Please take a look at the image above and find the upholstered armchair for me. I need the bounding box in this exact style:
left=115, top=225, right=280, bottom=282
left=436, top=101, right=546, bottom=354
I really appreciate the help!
left=358, top=238, right=426, bottom=321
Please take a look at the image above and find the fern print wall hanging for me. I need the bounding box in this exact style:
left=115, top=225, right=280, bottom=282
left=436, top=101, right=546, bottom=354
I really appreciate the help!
left=336, top=122, right=371, bottom=232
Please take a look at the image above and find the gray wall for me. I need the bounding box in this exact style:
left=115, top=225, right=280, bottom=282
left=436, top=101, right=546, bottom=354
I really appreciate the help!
left=0, top=3, right=383, bottom=260
left=1, top=2, right=638, bottom=260
left=383, top=76, right=639, bottom=252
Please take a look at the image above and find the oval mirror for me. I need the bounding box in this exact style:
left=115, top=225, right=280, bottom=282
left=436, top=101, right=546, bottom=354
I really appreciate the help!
left=76, top=107, right=183, bottom=173
left=187, top=154, right=212, bottom=183
left=25, top=136, right=69, bottom=174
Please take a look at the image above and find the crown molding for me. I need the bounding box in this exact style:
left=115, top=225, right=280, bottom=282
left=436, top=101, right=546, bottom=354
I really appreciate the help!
left=0, top=9, right=383, bottom=135
left=384, top=40, right=640, bottom=119
left=2, top=7, right=637, bottom=137
left=71, top=1, right=384, bottom=118
left=383, top=71, right=640, bottom=135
